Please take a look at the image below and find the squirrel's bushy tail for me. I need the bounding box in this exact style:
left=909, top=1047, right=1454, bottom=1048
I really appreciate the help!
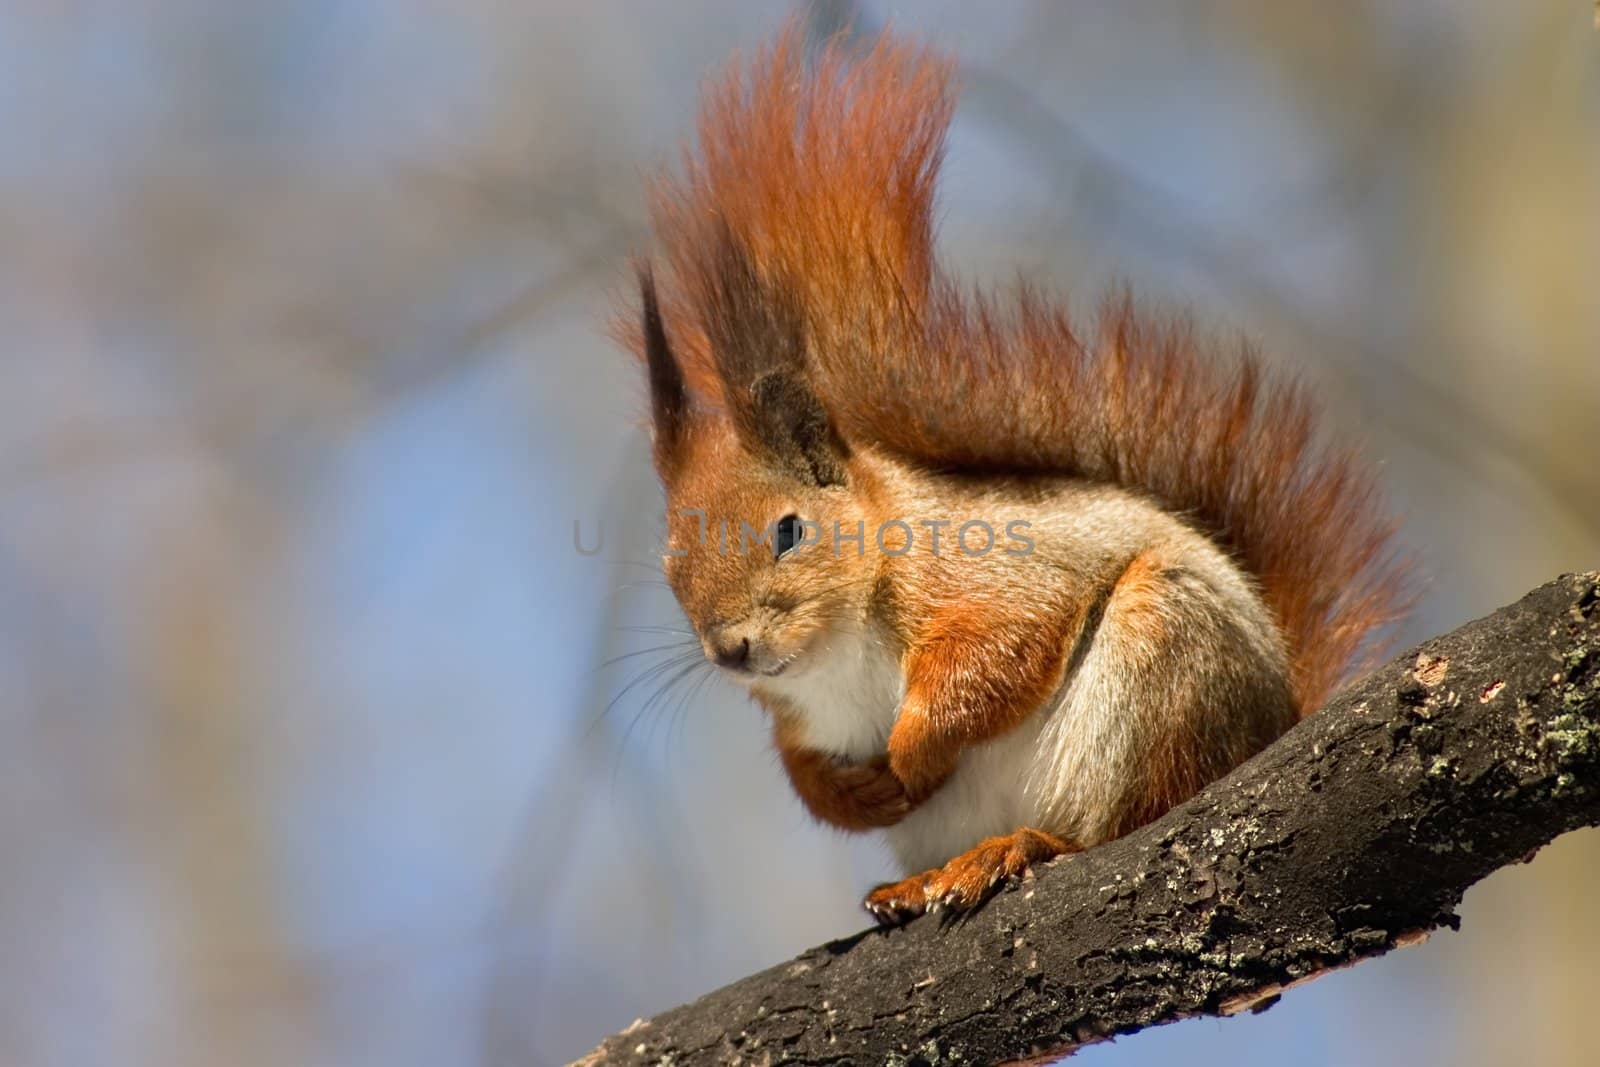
left=886, top=286, right=1410, bottom=714
left=633, top=19, right=1410, bottom=713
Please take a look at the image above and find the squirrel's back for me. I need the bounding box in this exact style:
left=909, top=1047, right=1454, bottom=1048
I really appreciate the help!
left=625, top=21, right=1408, bottom=714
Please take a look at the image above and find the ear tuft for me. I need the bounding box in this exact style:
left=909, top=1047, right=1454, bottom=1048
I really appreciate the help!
left=639, top=265, right=688, bottom=462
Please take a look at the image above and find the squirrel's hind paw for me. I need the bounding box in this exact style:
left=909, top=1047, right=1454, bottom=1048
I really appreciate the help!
left=863, top=827, right=1076, bottom=925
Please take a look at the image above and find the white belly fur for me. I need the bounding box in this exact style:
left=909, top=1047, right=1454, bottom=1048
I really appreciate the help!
left=759, top=621, right=1078, bottom=875
left=758, top=620, right=905, bottom=758
left=885, top=715, right=1050, bottom=873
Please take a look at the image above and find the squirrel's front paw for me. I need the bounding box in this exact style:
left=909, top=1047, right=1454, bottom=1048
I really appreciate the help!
left=785, top=751, right=911, bottom=831
left=824, top=756, right=912, bottom=828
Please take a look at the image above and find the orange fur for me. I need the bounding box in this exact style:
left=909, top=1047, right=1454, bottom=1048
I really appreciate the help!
left=891, top=600, right=1078, bottom=801
left=1099, top=550, right=1198, bottom=833
left=1108, top=552, right=1170, bottom=647
left=767, top=696, right=913, bottom=831
left=865, top=827, right=1077, bottom=922
left=1100, top=548, right=1276, bottom=837
left=644, top=23, right=950, bottom=406
left=620, top=19, right=1408, bottom=715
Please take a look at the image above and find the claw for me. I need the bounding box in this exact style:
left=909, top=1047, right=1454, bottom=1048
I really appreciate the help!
left=861, top=828, right=1077, bottom=923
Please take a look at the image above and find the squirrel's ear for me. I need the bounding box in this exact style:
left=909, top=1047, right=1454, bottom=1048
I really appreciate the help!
left=639, top=266, right=688, bottom=463
left=748, top=371, right=849, bottom=488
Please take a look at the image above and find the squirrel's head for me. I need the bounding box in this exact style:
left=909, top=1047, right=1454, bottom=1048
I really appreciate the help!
left=635, top=266, right=875, bottom=683
left=615, top=23, right=956, bottom=682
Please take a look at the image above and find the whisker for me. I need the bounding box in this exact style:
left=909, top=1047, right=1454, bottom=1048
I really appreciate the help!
left=606, top=578, right=674, bottom=596
left=794, top=575, right=879, bottom=601
left=593, top=641, right=699, bottom=672
left=586, top=648, right=704, bottom=740
left=625, top=655, right=709, bottom=770
left=667, top=662, right=717, bottom=760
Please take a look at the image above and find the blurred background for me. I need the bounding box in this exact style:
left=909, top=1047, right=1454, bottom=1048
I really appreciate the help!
left=2, top=2, right=1597, bottom=1065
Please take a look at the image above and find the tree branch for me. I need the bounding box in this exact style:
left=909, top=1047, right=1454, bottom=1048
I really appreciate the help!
left=577, top=573, right=1600, bottom=1066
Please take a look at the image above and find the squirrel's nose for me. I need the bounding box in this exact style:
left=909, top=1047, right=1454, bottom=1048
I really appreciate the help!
left=709, top=634, right=751, bottom=670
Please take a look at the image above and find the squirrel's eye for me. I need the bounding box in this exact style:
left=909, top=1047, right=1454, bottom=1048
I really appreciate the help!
left=775, top=514, right=803, bottom=559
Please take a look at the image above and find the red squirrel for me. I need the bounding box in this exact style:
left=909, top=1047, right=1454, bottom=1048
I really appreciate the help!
left=613, top=23, right=1406, bottom=923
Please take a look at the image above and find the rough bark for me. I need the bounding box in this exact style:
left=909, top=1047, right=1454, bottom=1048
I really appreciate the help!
left=576, top=572, right=1600, bottom=1067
